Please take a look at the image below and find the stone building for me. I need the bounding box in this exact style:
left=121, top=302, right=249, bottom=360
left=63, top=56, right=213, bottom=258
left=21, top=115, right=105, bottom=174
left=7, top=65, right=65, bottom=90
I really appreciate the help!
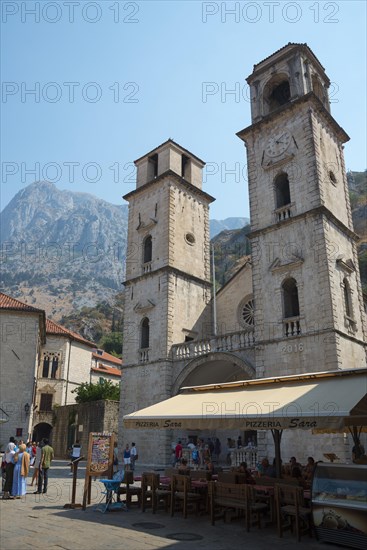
left=0, top=292, right=121, bottom=448
left=0, top=293, right=46, bottom=449
left=120, top=43, right=366, bottom=466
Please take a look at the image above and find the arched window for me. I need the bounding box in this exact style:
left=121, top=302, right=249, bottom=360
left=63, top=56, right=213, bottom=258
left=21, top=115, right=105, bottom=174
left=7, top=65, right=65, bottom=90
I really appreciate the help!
left=343, top=278, right=352, bottom=318
left=274, top=173, right=291, bottom=208
left=42, top=356, right=50, bottom=378
left=51, top=357, right=59, bottom=379
left=282, top=278, right=300, bottom=318
left=141, top=317, right=150, bottom=349
left=143, top=235, right=152, bottom=263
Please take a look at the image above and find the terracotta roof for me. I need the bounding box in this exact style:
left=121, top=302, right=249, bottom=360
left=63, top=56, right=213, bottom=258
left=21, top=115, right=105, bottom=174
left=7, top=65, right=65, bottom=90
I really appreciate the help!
left=46, top=319, right=96, bottom=348
left=91, top=365, right=122, bottom=377
left=92, top=350, right=122, bottom=366
left=0, top=292, right=45, bottom=314
left=0, top=292, right=46, bottom=344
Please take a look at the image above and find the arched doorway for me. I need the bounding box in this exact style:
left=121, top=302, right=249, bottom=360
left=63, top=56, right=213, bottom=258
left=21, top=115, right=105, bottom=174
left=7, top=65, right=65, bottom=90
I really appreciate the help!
left=32, top=422, right=53, bottom=443
left=172, top=353, right=256, bottom=464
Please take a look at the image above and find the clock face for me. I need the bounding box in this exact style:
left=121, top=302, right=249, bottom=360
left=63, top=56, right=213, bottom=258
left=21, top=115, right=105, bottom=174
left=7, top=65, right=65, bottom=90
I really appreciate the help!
left=265, top=130, right=292, bottom=157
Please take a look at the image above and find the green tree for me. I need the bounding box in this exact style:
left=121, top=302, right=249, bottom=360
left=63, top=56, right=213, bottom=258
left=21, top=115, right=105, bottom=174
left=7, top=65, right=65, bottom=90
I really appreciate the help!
left=98, top=332, right=122, bottom=357
left=72, top=380, right=120, bottom=403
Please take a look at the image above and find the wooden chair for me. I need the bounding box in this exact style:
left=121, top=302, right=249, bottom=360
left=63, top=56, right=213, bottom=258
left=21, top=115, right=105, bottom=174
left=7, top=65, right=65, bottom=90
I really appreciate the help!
left=154, top=476, right=171, bottom=513
left=141, top=472, right=171, bottom=514
left=170, top=474, right=204, bottom=519
left=245, top=485, right=268, bottom=531
left=217, top=472, right=237, bottom=484
left=275, top=483, right=312, bottom=541
left=189, top=470, right=208, bottom=480
left=117, top=470, right=142, bottom=506
left=141, top=472, right=157, bottom=512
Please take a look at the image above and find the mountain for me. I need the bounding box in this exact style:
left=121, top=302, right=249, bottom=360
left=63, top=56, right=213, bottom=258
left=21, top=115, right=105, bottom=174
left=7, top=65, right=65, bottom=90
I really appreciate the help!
left=210, top=217, right=249, bottom=238
left=0, top=181, right=128, bottom=319
left=1, top=172, right=365, bottom=337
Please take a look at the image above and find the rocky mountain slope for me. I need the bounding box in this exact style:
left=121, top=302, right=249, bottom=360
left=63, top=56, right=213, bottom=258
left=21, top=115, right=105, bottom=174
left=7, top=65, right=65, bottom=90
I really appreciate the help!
left=0, top=181, right=250, bottom=323
left=0, top=181, right=128, bottom=318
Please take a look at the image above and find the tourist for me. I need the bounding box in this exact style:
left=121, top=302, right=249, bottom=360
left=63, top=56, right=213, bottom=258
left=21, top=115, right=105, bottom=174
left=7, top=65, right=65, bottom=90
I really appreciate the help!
left=174, top=440, right=183, bottom=465
left=130, top=442, right=138, bottom=471
left=69, top=440, right=82, bottom=474
left=35, top=438, right=54, bottom=495
left=303, top=456, right=315, bottom=483
left=258, top=458, right=275, bottom=477
left=2, top=438, right=16, bottom=500
left=12, top=444, right=30, bottom=498
left=237, top=461, right=256, bottom=484
left=123, top=444, right=131, bottom=470
left=30, top=442, right=42, bottom=487
left=204, top=457, right=215, bottom=474
left=178, top=458, right=190, bottom=475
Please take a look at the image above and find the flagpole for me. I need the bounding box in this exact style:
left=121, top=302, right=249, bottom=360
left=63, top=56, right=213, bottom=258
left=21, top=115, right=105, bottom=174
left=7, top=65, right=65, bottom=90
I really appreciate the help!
left=211, top=244, right=217, bottom=336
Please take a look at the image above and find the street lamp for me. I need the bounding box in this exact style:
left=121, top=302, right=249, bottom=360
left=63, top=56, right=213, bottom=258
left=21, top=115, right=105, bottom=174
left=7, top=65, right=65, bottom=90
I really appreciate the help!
left=24, top=403, right=30, bottom=416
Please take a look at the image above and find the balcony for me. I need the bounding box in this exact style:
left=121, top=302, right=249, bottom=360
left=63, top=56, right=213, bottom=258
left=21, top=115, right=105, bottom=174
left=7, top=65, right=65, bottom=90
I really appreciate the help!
left=283, top=316, right=301, bottom=337
left=139, top=348, right=150, bottom=363
left=142, top=261, right=152, bottom=274
left=171, top=329, right=255, bottom=361
left=275, top=203, right=293, bottom=222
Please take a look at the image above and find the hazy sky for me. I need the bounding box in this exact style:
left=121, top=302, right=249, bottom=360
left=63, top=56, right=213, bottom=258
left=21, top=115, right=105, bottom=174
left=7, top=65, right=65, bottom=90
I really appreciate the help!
left=1, top=0, right=366, bottom=219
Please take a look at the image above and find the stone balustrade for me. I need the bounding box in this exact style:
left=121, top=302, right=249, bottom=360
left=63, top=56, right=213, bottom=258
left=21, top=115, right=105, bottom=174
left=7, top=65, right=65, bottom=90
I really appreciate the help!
left=283, top=316, right=301, bottom=337
left=171, top=329, right=255, bottom=360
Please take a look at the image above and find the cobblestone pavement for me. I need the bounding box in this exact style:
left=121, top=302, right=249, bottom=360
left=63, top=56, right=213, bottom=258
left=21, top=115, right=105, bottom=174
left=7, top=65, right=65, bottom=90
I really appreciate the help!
left=1, top=461, right=329, bottom=550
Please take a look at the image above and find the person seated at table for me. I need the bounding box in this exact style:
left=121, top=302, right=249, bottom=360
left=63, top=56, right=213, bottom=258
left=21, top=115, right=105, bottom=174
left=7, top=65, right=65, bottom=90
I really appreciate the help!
left=204, top=457, right=215, bottom=475
left=303, top=456, right=315, bottom=483
left=258, top=458, right=275, bottom=478
left=178, top=458, right=190, bottom=475
left=236, top=461, right=256, bottom=484
left=291, top=466, right=307, bottom=488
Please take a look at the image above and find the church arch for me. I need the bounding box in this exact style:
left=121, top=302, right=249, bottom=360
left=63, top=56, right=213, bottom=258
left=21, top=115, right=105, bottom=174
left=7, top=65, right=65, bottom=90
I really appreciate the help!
left=172, top=352, right=255, bottom=395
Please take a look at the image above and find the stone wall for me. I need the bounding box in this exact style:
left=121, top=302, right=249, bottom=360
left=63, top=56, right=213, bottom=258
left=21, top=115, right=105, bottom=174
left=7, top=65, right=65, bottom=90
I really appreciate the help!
left=0, top=311, right=41, bottom=448
left=51, top=400, right=119, bottom=459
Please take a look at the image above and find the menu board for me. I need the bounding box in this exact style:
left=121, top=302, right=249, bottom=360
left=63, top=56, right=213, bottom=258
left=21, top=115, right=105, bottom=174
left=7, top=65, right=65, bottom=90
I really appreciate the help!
left=83, top=432, right=115, bottom=509
left=90, top=434, right=111, bottom=473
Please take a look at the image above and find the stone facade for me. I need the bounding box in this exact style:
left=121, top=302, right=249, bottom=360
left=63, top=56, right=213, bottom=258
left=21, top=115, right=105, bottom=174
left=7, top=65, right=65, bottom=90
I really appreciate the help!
left=120, top=45, right=366, bottom=468
left=51, top=400, right=119, bottom=459
left=0, top=294, right=121, bottom=448
left=0, top=304, right=45, bottom=448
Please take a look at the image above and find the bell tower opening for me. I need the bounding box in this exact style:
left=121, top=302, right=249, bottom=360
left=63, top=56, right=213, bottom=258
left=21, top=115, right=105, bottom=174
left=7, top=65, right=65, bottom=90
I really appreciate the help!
left=274, top=173, right=291, bottom=208
left=263, top=74, right=290, bottom=116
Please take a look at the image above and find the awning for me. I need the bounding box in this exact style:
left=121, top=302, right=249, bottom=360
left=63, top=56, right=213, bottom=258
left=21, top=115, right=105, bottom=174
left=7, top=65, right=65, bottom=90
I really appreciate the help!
left=123, top=369, right=367, bottom=431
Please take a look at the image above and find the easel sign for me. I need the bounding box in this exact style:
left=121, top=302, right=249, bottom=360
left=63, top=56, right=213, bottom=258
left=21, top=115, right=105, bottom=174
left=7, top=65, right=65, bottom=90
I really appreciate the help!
left=82, top=432, right=115, bottom=509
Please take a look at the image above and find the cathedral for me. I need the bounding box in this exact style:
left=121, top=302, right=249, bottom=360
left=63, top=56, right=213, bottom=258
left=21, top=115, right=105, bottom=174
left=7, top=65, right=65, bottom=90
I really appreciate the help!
left=119, top=43, right=366, bottom=466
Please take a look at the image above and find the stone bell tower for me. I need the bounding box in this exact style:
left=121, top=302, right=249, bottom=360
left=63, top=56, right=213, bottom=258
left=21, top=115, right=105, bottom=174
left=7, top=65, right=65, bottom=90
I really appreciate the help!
left=119, top=139, right=215, bottom=464
left=237, top=43, right=366, bottom=377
